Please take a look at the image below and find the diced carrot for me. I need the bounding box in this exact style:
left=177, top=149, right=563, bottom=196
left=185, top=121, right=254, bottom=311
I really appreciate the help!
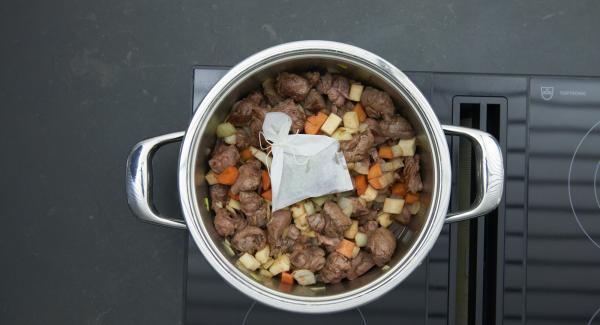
left=405, top=192, right=420, bottom=204
left=336, top=239, right=356, bottom=258
left=304, top=112, right=329, bottom=135
left=391, top=183, right=407, bottom=197
left=261, top=189, right=272, bottom=201
left=369, top=177, right=384, bottom=190
left=280, top=271, right=294, bottom=285
left=228, top=191, right=240, bottom=201
left=216, top=166, right=239, bottom=185
left=354, top=175, right=368, bottom=195
left=378, top=146, right=393, bottom=159
left=261, top=170, right=271, bottom=191
left=240, top=148, right=253, bottom=161
left=367, top=163, right=382, bottom=180
left=353, top=103, right=367, bottom=122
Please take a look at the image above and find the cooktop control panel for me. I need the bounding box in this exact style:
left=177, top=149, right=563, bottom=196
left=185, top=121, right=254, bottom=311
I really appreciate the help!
left=186, top=67, right=600, bottom=325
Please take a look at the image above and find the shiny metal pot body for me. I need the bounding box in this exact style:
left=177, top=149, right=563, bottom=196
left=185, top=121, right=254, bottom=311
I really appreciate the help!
left=126, top=41, right=504, bottom=313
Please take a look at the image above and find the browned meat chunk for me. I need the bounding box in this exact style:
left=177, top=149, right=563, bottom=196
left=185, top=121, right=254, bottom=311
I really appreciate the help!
left=247, top=90, right=264, bottom=105
left=262, top=78, right=283, bottom=106
left=364, top=118, right=388, bottom=145
left=232, top=226, right=267, bottom=254
left=319, top=252, right=351, bottom=284
left=213, top=208, right=246, bottom=237
left=326, top=75, right=349, bottom=107
left=361, top=87, right=395, bottom=118
left=307, top=212, right=326, bottom=233
left=239, top=191, right=268, bottom=227
left=347, top=197, right=370, bottom=217
left=341, top=131, right=375, bottom=162
left=346, top=251, right=375, bottom=280
left=303, top=89, right=326, bottom=112
left=291, top=246, right=326, bottom=272
left=248, top=106, right=268, bottom=146
left=276, top=72, right=310, bottom=101
left=403, top=155, right=423, bottom=193
left=272, top=99, right=306, bottom=133
left=267, top=210, right=292, bottom=247
left=209, top=184, right=229, bottom=210
left=228, top=93, right=264, bottom=126
left=366, top=227, right=396, bottom=267
left=379, top=115, right=415, bottom=139
left=208, top=144, right=239, bottom=174
left=322, top=201, right=352, bottom=237
left=234, top=127, right=255, bottom=150
left=316, top=73, right=333, bottom=95
left=317, top=234, right=341, bottom=253
left=231, top=159, right=261, bottom=194
left=394, top=206, right=412, bottom=225
left=305, top=71, right=320, bottom=87
left=358, top=220, right=378, bottom=234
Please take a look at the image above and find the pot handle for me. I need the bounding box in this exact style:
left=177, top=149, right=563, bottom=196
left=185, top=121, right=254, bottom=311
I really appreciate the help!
left=442, top=125, right=504, bottom=223
left=126, top=132, right=187, bottom=229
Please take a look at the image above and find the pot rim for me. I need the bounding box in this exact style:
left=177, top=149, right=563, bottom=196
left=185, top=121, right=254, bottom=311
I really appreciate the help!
left=178, top=40, right=452, bottom=313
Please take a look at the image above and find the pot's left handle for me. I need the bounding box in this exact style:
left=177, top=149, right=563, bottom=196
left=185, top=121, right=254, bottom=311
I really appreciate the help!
left=126, top=132, right=187, bottom=229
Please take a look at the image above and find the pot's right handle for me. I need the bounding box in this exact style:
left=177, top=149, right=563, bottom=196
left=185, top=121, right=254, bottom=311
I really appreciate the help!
left=442, top=125, right=504, bottom=223
left=126, top=132, right=187, bottom=229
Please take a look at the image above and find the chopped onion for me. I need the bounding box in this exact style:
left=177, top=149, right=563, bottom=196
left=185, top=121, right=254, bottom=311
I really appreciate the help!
left=216, top=122, right=236, bottom=138
left=239, top=253, right=261, bottom=271
left=223, top=134, right=236, bottom=145
left=337, top=197, right=354, bottom=217
left=355, top=232, right=368, bottom=247
left=292, top=269, right=316, bottom=286
left=269, top=254, right=291, bottom=275
left=249, top=147, right=272, bottom=169
left=254, top=245, right=270, bottom=264
left=383, top=197, right=405, bottom=214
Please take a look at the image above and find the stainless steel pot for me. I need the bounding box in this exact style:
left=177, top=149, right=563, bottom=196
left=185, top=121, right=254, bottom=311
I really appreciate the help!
left=126, top=41, right=504, bottom=313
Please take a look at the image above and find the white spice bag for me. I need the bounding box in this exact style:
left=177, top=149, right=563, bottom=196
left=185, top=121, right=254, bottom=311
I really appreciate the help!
left=262, top=112, right=354, bottom=211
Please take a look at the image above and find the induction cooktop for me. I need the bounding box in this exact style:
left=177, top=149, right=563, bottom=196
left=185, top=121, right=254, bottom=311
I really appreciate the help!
left=184, top=67, right=600, bottom=325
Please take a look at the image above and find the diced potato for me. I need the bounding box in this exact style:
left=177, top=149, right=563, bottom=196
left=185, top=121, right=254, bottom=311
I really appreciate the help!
left=381, top=158, right=404, bottom=172
left=377, top=212, right=393, bottom=228
left=392, top=138, right=416, bottom=157
left=249, top=147, right=272, bottom=168
left=383, top=197, right=405, bottom=214
left=331, top=127, right=354, bottom=141
left=311, top=195, right=332, bottom=207
left=360, top=185, right=378, bottom=202
left=337, top=197, right=354, bottom=217
left=351, top=245, right=361, bottom=258
left=269, top=254, right=291, bottom=275
left=239, top=253, right=261, bottom=271
left=348, top=84, right=364, bottom=102
left=292, top=269, right=316, bottom=286
left=303, top=200, right=316, bottom=217
left=259, top=269, right=273, bottom=278
left=355, top=232, right=368, bottom=247
left=216, top=122, right=236, bottom=138
left=261, top=258, right=274, bottom=269
left=294, top=213, right=309, bottom=231
left=320, top=114, right=342, bottom=135
left=255, top=245, right=270, bottom=264
left=223, top=134, right=236, bottom=145
left=408, top=201, right=421, bottom=215
left=205, top=171, right=218, bottom=185
left=343, top=111, right=360, bottom=129
left=291, top=203, right=306, bottom=219
left=344, top=220, right=359, bottom=239
left=353, top=161, right=369, bottom=175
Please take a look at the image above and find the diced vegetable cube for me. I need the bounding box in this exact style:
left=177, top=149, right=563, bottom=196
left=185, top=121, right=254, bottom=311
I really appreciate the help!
left=343, top=111, right=360, bottom=129
left=311, top=195, right=332, bottom=207
left=368, top=172, right=395, bottom=189
left=223, top=134, right=236, bottom=145
left=351, top=245, right=361, bottom=258
left=249, top=147, right=272, bottom=168
left=303, top=200, right=316, bottom=217
left=216, top=122, right=236, bottom=138
left=408, top=201, right=421, bottom=214
left=353, top=103, right=367, bottom=122
left=336, top=239, right=356, bottom=258
left=280, top=271, right=294, bottom=285
left=383, top=197, right=405, bottom=214
left=368, top=163, right=382, bottom=180
left=269, top=254, right=291, bottom=275
left=259, top=269, right=273, bottom=278
left=398, top=138, right=417, bottom=156
left=405, top=192, right=420, bottom=204
left=353, top=161, right=369, bottom=175
left=227, top=199, right=240, bottom=211
left=292, top=269, right=317, bottom=286
left=239, top=253, right=261, bottom=271
left=304, top=112, right=329, bottom=135
left=204, top=171, right=218, bottom=185
left=337, top=197, right=354, bottom=217
left=331, top=127, right=354, bottom=141
left=344, top=220, right=359, bottom=239
left=255, top=245, right=270, bottom=264
left=291, top=203, right=306, bottom=219
left=320, top=114, right=342, bottom=136
left=360, top=185, right=378, bottom=202
left=377, top=212, right=393, bottom=228
left=348, top=84, right=364, bottom=102
left=261, top=258, right=274, bottom=269
left=381, top=158, right=404, bottom=172
left=355, top=232, right=368, bottom=247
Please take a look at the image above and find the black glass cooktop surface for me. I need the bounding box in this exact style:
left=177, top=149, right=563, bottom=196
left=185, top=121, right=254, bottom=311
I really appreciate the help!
left=185, top=67, right=600, bottom=325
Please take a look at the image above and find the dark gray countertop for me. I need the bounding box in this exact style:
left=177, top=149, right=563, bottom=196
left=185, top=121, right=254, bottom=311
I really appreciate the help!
left=1, top=1, right=598, bottom=324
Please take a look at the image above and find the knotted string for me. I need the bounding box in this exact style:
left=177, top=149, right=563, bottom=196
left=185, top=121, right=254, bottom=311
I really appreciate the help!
left=258, top=129, right=310, bottom=175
